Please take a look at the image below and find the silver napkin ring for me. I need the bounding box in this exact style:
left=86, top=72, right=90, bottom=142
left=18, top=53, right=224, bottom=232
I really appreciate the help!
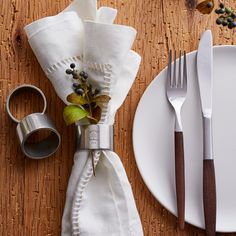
left=77, top=125, right=113, bottom=150
left=6, top=84, right=61, bottom=159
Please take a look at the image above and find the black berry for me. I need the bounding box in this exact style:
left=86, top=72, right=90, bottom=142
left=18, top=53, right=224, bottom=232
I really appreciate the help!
left=83, top=72, right=88, bottom=79
left=73, top=83, right=80, bottom=88
left=80, top=71, right=85, bottom=77
left=66, top=69, right=73, bottom=74
left=75, top=88, right=84, bottom=95
left=70, top=63, right=76, bottom=69
left=222, top=20, right=228, bottom=26
left=216, top=18, right=223, bottom=25
left=227, top=17, right=233, bottom=23
left=228, top=22, right=234, bottom=29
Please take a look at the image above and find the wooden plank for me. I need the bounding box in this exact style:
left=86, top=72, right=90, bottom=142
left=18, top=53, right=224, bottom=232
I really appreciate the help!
left=0, top=0, right=235, bottom=235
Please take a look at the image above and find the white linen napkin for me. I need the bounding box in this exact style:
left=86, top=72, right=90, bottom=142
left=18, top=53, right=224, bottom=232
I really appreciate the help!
left=24, top=1, right=143, bottom=235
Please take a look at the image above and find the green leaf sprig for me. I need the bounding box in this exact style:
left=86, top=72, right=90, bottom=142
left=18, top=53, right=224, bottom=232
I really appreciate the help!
left=63, top=63, right=111, bottom=125
left=64, top=63, right=111, bottom=176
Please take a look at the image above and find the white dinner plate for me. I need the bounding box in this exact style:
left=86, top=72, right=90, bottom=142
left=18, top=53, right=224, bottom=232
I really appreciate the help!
left=133, top=46, right=236, bottom=232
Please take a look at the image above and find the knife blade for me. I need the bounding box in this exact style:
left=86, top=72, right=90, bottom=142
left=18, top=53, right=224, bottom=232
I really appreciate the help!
left=197, top=30, right=216, bottom=236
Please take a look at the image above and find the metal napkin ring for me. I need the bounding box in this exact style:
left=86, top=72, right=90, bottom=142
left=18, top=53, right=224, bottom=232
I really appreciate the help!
left=77, top=125, right=113, bottom=150
left=6, top=84, right=61, bottom=159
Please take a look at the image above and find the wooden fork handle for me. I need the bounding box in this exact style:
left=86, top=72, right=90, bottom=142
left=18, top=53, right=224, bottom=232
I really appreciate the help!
left=203, top=159, right=216, bottom=236
left=175, top=131, right=185, bottom=230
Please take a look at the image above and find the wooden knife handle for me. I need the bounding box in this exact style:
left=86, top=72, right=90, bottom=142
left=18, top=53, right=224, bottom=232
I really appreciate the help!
left=203, top=159, right=216, bottom=236
left=175, top=132, right=185, bottom=230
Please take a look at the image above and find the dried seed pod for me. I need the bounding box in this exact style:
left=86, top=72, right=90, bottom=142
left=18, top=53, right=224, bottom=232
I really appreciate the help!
left=196, top=1, right=215, bottom=14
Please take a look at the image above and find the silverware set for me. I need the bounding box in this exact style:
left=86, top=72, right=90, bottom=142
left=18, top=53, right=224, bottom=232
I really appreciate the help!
left=166, top=30, right=216, bottom=236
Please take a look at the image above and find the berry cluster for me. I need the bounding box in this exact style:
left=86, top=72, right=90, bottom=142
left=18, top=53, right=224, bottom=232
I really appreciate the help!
left=66, top=63, right=100, bottom=97
left=215, top=3, right=236, bottom=29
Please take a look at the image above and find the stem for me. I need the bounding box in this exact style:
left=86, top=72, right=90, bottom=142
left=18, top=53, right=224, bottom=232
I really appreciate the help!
left=80, top=79, right=93, bottom=117
left=85, top=92, right=92, bottom=116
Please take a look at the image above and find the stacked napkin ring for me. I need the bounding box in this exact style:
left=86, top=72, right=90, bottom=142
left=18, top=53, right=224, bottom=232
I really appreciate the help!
left=6, top=84, right=61, bottom=159
left=77, top=125, right=113, bottom=150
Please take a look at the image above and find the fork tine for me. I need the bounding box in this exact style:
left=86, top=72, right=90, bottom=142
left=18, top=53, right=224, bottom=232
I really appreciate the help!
left=183, top=51, right=187, bottom=89
left=178, top=50, right=182, bottom=88
left=173, top=50, right=177, bottom=87
left=167, top=50, right=172, bottom=88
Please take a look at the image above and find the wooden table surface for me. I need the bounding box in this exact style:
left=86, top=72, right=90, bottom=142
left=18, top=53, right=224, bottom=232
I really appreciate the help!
left=1, top=0, right=236, bottom=235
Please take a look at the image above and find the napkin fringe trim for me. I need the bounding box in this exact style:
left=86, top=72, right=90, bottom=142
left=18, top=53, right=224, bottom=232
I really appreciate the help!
left=71, top=151, right=138, bottom=236
left=85, top=62, right=113, bottom=123
left=71, top=151, right=101, bottom=236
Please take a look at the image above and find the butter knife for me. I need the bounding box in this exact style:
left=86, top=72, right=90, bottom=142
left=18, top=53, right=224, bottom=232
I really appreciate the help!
left=197, top=30, right=216, bottom=236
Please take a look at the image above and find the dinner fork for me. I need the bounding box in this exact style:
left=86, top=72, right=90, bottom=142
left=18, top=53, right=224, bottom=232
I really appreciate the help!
left=166, top=50, right=187, bottom=230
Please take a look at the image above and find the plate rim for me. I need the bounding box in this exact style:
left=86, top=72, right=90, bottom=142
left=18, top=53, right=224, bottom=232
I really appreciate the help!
left=132, top=45, right=236, bottom=233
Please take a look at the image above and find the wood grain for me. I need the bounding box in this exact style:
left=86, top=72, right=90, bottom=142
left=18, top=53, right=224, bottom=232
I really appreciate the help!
left=1, top=0, right=236, bottom=235
left=175, top=132, right=185, bottom=230
left=203, top=160, right=216, bottom=236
